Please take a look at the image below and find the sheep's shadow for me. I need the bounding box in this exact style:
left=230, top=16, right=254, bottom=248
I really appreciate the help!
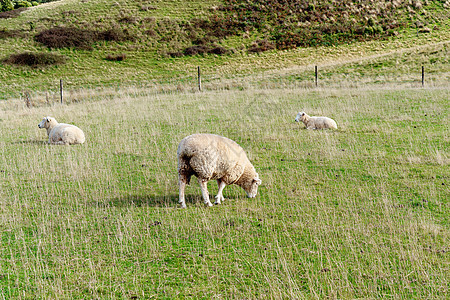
left=12, top=139, right=47, bottom=145
left=103, top=194, right=178, bottom=208
left=101, top=193, right=240, bottom=208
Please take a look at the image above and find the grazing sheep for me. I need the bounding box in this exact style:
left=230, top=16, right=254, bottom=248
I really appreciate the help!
left=295, top=111, right=337, bottom=130
left=177, top=133, right=262, bottom=208
left=38, top=116, right=85, bottom=145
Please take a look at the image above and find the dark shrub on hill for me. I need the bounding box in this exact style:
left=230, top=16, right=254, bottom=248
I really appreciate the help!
left=168, top=51, right=183, bottom=58
left=98, top=27, right=132, bottom=42
left=183, top=45, right=209, bottom=56
left=192, top=36, right=217, bottom=46
left=0, top=28, right=25, bottom=39
left=3, top=52, right=65, bottom=67
left=211, top=0, right=424, bottom=51
left=273, top=31, right=309, bottom=50
left=35, top=27, right=98, bottom=50
left=105, top=53, right=127, bottom=61
left=35, top=26, right=135, bottom=50
left=248, top=39, right=275, bottom=53
left=207, top=46, right=228, bottom=55
left=180, top=44, right=229, bottom=56
left=0, top=7, right=27, bottom=19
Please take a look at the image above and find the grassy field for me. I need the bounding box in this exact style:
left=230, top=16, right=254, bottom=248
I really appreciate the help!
left=1, top=0, right=449, bottom=298
left=0, top=85, right=448, bottom=298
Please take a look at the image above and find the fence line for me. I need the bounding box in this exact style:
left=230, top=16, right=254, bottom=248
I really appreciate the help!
left=6, top=65, right=442, bottom=107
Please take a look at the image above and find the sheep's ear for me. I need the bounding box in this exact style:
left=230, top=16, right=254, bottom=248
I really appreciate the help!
left=254, top=178, right=262, bottom=185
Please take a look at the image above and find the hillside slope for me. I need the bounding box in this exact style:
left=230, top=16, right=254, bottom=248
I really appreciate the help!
left=0, top=0, right=449, bottom=98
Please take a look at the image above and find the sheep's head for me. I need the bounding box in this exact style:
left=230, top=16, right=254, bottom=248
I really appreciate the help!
left=295, top=111, right=306, bottom=122
left=295, top=111, right=309, bottom=123
left=241, top=172, right=262, bottom=198
left=38, top=116, right=57, bottom=129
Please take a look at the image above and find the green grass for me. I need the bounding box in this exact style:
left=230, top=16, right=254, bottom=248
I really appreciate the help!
left=0, top=86, right=448, bottom=298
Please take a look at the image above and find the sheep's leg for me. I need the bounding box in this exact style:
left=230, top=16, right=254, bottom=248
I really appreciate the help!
left=215, top=180, right=226, bottom=205
left=178, top=175, right=188, bottom=209
left=198, top=178, right=213, bottom=207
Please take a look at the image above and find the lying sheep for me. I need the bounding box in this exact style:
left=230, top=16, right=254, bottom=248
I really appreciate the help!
left=177, top=133, right=262, bottom=208
left=38, top=116, right=85, bottom=145
left=295, top=111, right=337, bottom=130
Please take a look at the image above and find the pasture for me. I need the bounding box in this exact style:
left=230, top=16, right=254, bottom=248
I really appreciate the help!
left=0, top=85, right=448, bottom=298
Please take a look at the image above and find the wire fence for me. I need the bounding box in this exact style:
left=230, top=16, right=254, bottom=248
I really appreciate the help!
left=3, top=63, right=449, bottom=109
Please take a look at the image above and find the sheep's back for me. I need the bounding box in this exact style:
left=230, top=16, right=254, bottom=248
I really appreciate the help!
left=50, top=124, right=85, bottom=144
left=178, top=134, right=248, bottom=180
left=310, top=117, right=337, bottom=129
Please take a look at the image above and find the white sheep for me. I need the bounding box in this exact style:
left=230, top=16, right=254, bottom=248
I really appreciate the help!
left=177, top=133, right=262, bottom=208
left=295, top=111, right=338, bottom=130
left=38, top=116, right=85, bottom=145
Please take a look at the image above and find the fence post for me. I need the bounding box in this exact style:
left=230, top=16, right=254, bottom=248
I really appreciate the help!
left=24, top=91, right=31, bottom=108
left=421, top=66, right=424, bottom=87
left=315, top=66, right=318, bottom=87
left=60, top=79, right=63, bottom=104
left=198, top=66, right=202, bottom=91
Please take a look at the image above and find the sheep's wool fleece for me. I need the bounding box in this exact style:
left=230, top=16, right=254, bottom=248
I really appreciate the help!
left=50, top=124, right=85, bottom=144
left=296, top=112, right=337, bottom=129
left=177, top=134, right=252, bottom=184
left=39, top=116, right=85, bottom=145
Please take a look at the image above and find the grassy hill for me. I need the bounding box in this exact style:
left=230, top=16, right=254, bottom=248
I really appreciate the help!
left=0, top=0, right=449, bottom=98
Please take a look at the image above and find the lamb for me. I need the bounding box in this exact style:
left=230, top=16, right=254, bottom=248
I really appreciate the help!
left=177, top=133, right=262, bottom=208
left=38, top=116, right=85, bottom=145
left=295, top=111, right=337, bottom=130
